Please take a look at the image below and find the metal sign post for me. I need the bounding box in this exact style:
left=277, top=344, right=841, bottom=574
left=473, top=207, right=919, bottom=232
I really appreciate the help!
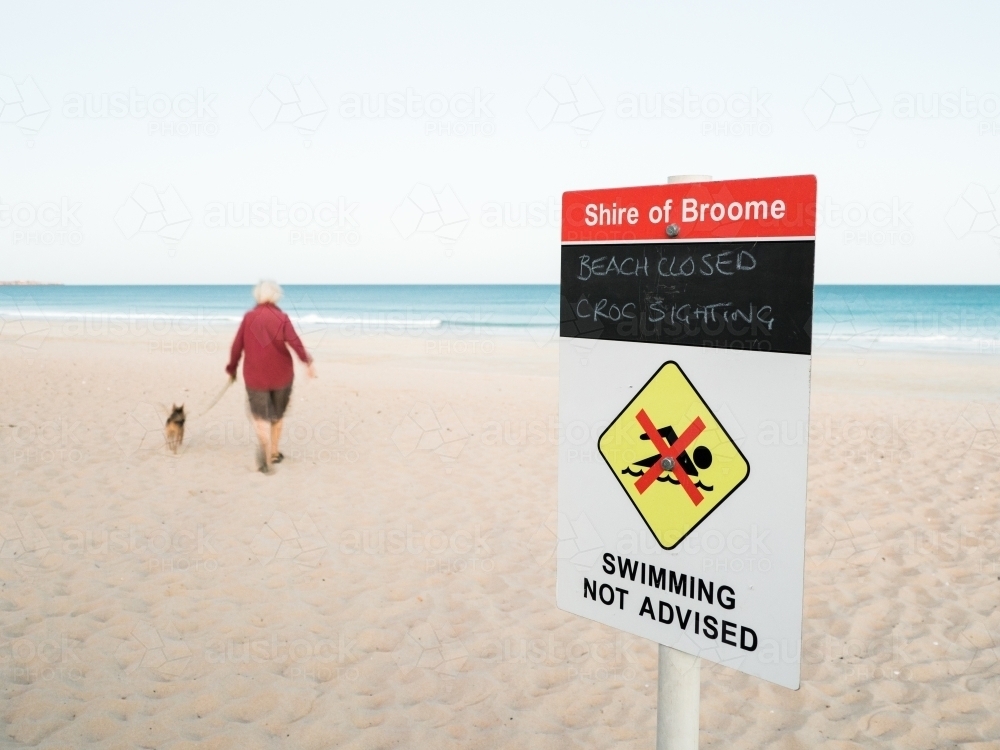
left=657, top=643, right=701, bottom=749
left=654, top=174, right=711, bottom=750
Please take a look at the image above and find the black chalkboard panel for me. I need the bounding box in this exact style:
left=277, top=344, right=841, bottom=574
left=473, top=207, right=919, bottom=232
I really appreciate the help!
left=560, top=240, right=815, bottom=355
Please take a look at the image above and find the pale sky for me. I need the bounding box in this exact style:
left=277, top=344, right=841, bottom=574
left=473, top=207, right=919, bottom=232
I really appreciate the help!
left=2, top=1, right=999, bottom=285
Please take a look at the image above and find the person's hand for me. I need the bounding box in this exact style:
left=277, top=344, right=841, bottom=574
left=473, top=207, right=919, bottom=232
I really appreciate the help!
left=306, top=362, right=317, bottom=379
left=229, top=374, right=237, bottom=384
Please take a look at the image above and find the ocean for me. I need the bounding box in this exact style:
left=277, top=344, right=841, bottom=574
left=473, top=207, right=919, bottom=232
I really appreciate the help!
left=0, top=285, right=998, bottom=354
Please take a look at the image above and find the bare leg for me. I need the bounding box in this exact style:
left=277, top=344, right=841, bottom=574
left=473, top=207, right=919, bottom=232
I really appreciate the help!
left=271, top=419, right=283, bottom=460
left=252, top=418, right=272, bottom=472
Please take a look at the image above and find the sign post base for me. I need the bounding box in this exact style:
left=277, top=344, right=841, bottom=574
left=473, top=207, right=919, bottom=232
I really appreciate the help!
left=656, top=645, right=701, bottom=750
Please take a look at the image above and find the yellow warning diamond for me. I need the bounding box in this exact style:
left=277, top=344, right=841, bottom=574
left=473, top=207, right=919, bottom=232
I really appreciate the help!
left=598, top=361, right=750, bottom=550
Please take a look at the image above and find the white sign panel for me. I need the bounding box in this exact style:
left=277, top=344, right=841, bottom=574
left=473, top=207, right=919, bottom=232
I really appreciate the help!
left=556, top=175, right=817, bottom=689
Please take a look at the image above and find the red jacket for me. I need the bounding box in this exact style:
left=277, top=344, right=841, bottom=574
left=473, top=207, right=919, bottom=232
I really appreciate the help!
left=226, top=304, right=311, bottom=390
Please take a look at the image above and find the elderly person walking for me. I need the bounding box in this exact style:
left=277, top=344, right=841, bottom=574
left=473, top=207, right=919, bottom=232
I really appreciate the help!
left=226, top=280, right=315, bottom=473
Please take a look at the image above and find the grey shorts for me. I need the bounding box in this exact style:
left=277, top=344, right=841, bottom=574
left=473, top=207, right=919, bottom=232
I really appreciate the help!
left=247, top=385, right=292, bottom=422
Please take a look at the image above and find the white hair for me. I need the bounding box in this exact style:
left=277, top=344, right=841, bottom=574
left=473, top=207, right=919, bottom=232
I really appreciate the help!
left=253, top=280, right=283, bottom=305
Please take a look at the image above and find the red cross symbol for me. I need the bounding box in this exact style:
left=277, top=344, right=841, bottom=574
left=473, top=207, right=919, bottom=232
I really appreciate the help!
left=633, top=409, right=706, bottom=505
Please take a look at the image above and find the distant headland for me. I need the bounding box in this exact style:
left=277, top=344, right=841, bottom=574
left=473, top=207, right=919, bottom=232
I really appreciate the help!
left=0, top=281, right=63, bottom=286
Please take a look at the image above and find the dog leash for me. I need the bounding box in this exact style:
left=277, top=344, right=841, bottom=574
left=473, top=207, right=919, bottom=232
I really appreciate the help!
left=194, top=378, right=234, bottom=419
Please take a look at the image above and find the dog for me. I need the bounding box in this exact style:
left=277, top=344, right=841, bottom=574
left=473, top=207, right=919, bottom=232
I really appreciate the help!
left=165, top=405, right=186, bottom=453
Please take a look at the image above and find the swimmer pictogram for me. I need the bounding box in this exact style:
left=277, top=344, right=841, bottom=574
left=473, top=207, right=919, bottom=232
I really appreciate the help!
left=598, top=361, right=750, bottom=550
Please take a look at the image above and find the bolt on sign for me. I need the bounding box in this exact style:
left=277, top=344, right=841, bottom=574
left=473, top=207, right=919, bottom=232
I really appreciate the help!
left=556, top=175, right=816, bottom=689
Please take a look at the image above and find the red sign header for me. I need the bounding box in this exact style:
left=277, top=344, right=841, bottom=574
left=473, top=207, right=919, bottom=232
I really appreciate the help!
left=562, top=175, right=816, bottom=243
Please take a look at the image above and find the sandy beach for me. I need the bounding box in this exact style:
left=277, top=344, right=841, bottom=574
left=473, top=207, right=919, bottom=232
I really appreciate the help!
left=2, top=322, right=999, bottom=749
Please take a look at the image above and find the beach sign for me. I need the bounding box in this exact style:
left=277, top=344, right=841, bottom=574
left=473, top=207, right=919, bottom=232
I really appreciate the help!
left=557, top=175, right=817, bottom=689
